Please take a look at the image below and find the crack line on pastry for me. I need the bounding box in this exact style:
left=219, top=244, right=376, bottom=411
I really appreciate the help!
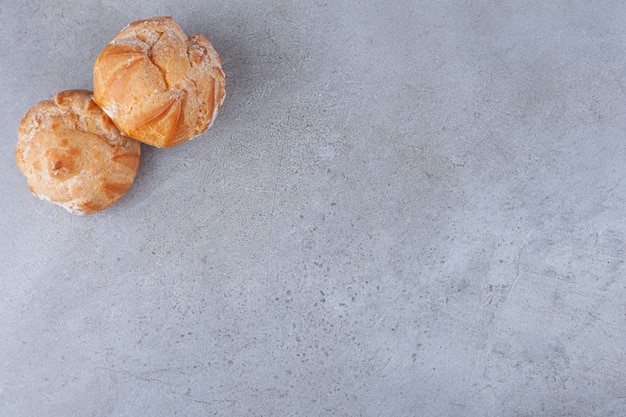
left=147, top=32, right=170, bottom=90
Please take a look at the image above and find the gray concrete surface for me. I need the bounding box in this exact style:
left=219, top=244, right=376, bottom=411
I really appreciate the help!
left=1, top=1, right=625, bottom=416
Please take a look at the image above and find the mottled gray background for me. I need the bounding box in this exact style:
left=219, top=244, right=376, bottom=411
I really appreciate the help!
left=1, top=1, right=625, bottom=416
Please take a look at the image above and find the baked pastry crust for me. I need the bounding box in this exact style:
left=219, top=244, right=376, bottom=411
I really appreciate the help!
left=16, top=90, right=141, bottom=215
left=93, top=16, right=226, bottom=148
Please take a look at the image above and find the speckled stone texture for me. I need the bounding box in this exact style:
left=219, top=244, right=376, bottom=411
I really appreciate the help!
left=1, top=1, right=625, bottom=416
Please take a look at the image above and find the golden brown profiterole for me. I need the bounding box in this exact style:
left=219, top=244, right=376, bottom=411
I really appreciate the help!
left=93, top=16, right=226, bottom=148
left=16, top=90, right=141, bottom=215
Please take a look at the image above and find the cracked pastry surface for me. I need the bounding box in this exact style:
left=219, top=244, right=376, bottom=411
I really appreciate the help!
left=93, top=16, right=226, bottom=148
left=16, top=90, right=141, bottom=215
